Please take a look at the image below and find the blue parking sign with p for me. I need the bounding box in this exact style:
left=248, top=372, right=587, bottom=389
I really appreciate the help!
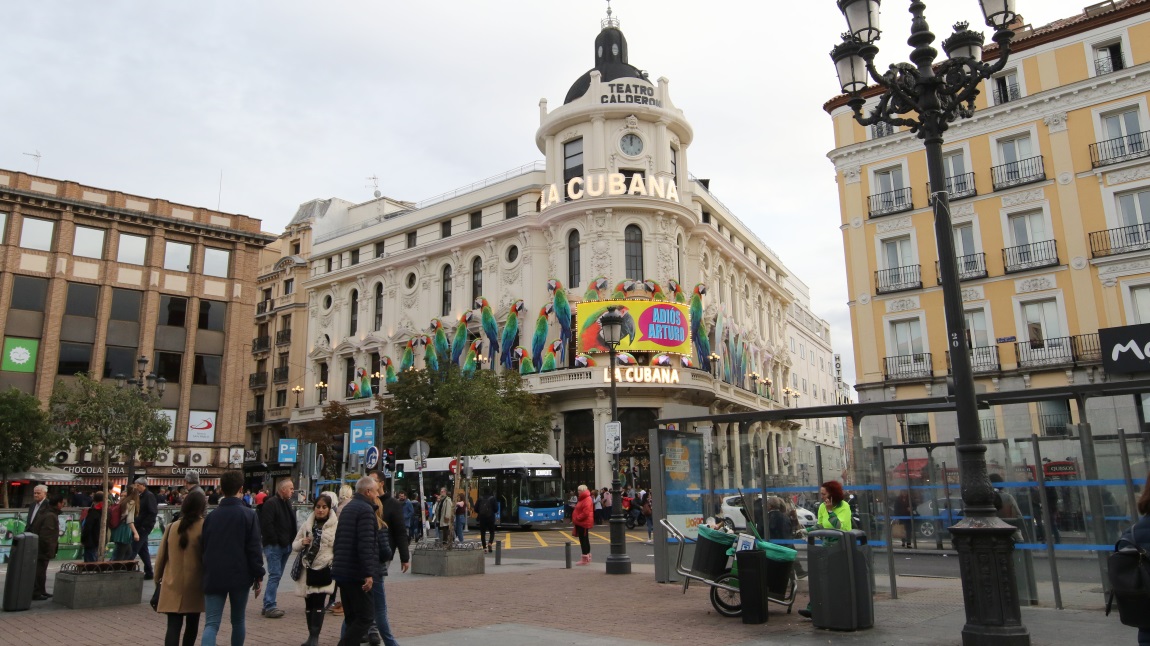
left=278, top=439, right=298, bottom=463
left=350, top=419, right=375, bottom=455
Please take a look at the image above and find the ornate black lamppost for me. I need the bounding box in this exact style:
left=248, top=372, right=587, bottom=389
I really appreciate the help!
left=830, top=2, right=1027, bottom=644
left=600, top=306, right=631, bottom=574
left=292, top=385, right=305, bottom=408
left=552, top=425, right=562, bottom=461
left=116, top=355, right=167, bottom=484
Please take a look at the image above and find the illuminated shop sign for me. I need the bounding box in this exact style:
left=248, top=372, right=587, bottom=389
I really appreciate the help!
left=602, top=366, right=681, bottom=384
left=576, top=300, right=692, bottom=356
left=539, top=172, right=680, bottom=210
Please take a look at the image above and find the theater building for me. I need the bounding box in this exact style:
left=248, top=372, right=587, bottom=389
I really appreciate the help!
left=286, top=14, right=844, bottom=489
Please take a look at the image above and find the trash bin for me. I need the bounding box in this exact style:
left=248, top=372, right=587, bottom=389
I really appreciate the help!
left=735, top=549, right=771, bottom=624
left=3, top=532, right=38, bottom=612
left=758, top=540, right=797, bottom=599
left=692, top=526, right=735, bottom=579
left=807, top=529, right=873, bottom=631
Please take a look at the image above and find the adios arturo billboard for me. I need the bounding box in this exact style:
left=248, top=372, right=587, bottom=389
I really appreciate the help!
left=576, top=300, right=692, bottom=356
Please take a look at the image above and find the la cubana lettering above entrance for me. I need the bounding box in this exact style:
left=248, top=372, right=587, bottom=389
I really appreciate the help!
left=601, top=83, right=662, bottom=107
left=602, top=366, right=680, bottom=384
left=540, top=172, right=680, bottom=210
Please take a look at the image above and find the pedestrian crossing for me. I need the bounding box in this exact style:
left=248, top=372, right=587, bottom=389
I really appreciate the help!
left=450, top=529, right=651, bottom=550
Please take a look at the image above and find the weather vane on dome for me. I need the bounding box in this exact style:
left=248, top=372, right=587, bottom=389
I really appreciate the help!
left=603, top=0, right=619, bottom=29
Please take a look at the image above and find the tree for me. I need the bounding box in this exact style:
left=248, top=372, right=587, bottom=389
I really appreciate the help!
left=297, top=400, right=351, bottom=480
left=0, top=388, right=57, bottom=508
left=49, top=373, right=171, bottom=560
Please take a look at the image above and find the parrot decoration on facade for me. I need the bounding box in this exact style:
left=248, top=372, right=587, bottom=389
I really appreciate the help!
left=356, top=367, right=373, bottom=398
left=644, top=279, right=667, bottom=301
left=653, top=353, right=693, bottom=368
left=690, top=283, right=708, bottom=371
left=380, top=356, right=397, bottom=384
left=400, top=338, right=416, bottom=372
left=574, top=353, right=596, bottom=368
left=611, top=280, right=636, bottom=299
left=614, top=351, right=638, bottom=365
left=531, top=303, right=552, bottom=373
left=583, top=276, right=609, bottom=302
left=540, top=339, right=563, bottom=373
left=430, top=318, right=450, bottom=365
left=513, top=346, right=535, bottom=375
left=451, top=311, right=473, bottom=367
left=698, top=318, right=712, bottom=373
left=475, top=297, right=499, bottom=368
left=421, top=334, right=439, bottom=372
left=499, top=299, right=526, bottom=370
left=547, top=279, right=571, bottom=360
left=462, top=339, right=483, bottom=375
left=577, top=304, right=636, bottom=355
left=668, top=278, right=687, bottom=304
left=348, top=381, right=360, bottom=398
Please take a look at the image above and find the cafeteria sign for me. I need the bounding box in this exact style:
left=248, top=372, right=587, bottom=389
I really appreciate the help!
left=576, top=300, right=691, bottom=356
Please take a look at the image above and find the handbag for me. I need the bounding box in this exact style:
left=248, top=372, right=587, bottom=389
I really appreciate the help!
left=1106, top=530, right=1150, bottom=629
left=150, top=582, right=161, bottom=611
left=305, top=566, right=333, bottom=587
left=290, top=549, right=305, bottom=582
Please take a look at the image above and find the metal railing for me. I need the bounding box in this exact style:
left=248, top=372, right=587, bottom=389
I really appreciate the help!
left=256, top=300, right=271, bottom=315
left=991, top=155, right=1045, bottom=190
left=872, top=122, right=895, bottom=139
left=276, top=329, right=292, bottom=345
left=927, top=172, right=977, bottom=203
left=1095, top=51, right=1125, bottom=76
left=884, top=353, right=933, bottom=380
left=992, top=82, right=1021, bottom=105
left=1089, top=222, right=1150, bottom=257
left=251, top=336, right=270, bottom=353
left=1090, top=130, right=1150, bottom=167
left=947, top=345, right=1000, bottom=374
left=1015, top=336, right=1074, bottom=368
left=868, top=187, right=914, bottom=217
left=246, top=410, right=264, bottom=425
left=1072, top=333, right=1102, bottom=363
left=906, top=426, right=932, bottom=444
left=875, top=265, right=922, bottom=293
left=248, top=372, right=268, bottom=389
left=1039, top=412, right=1072, bottom=436
left=935, top=252, right=987, bottom=283
left=273, top=367, right=290, bottom=383
left=979, top=418, right=999, bottom=441
left=1002, top=239, right=1058, bottom=273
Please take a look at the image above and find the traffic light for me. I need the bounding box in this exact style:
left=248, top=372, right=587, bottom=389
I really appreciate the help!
left=384, top=448, right=396, bottom=473
left=395, top=459, right=405, bottom=477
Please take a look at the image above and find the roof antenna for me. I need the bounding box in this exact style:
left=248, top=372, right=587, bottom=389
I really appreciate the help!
left=22, top=150, right=41, bottom=175
left=366, top=174, right=382, bottom=198
left=603, top=0, right=618, bottom=28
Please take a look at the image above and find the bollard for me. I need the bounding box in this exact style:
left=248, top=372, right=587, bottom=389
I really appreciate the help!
left=495, top=540, right=502, bottom=565
left=565, top=542, right=572, bottom=569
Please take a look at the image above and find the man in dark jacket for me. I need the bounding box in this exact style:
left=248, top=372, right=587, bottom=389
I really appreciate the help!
left=80, top=491, right=108, bottom=562
left=30, top=493, right=64, bottom=600
left=259, top=478, right=297, bottom=618
left=333, top=476, right=381, bottom=646
left=367, top=472, right=409, bottom=646
left=130, top=477, right=159, bottom=579
left=202, top=470, right=265, bottom=646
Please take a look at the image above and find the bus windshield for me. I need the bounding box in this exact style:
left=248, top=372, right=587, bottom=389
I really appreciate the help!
left=521, top=476, right=563, bottom=507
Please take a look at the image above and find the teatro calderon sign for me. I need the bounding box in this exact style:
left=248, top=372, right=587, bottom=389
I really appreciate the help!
left=539, top=172, right=680, bottom=210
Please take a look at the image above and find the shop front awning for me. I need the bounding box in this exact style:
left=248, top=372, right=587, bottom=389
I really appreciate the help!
left=891, top=458, right=930, bottom=479
left=7, top=467, right=79, bottom=483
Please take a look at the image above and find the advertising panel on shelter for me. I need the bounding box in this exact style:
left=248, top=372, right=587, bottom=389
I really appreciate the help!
left=657, top=429, right=705, bottom=540
left=576, top=300, right=691, bottom=356
left=1099, top=323, right=1150, bottom=374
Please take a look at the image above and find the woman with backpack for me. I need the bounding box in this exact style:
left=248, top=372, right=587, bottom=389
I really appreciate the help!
left=111, top=487, right=140, bottom=560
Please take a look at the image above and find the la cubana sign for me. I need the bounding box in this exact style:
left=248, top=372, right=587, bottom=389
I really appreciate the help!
left=576, top=300, right=691, bottom=356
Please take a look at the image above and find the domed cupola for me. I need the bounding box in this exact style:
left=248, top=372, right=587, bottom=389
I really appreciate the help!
left=563, top=9, right=648, bottom=104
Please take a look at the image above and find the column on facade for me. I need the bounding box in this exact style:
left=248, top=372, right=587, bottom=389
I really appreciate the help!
left=591, top=116, right=606, bottom=172
left=716, top=422, right=730, bottom=490
left=731, top=421, right=744, bottom=487
left=593, top=396, right=612, bottom=490
left=655, top=119, right=669, bottom=176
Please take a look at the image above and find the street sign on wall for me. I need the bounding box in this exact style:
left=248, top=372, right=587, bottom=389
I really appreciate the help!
left=278, top=439, right=298, bottom=463
left=364, top=446, right=380, bottom=470
left=604, top=421, right=622, bottom=454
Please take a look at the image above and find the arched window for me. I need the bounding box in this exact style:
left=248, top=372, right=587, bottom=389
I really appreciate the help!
left=624, top=225, right=643, bottom=281
left=349, top=289, right=359, bottom=336
left=441, top=265, right=452, bottom=317
left=374, top=283, right=384, bottom=331
left=471, top=256, right=483, bottom=302
left=567, top=230, right=581, bottom=288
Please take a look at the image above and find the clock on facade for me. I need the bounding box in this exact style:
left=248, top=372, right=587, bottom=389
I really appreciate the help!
left=620, top=133, right=643, bottom=156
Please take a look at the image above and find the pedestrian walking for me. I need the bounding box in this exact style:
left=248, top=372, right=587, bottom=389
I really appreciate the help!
left=201, top=470, right=265, bottom=646
left=475, top=489, right=498, bottom=553
left=131, top=477, right=159, bottom=580
left=592, top=489, right=603, bottom=524
left=292, top=494, right=338, bottom=646
left=799, top=480, right=852, bottom=620
left=81, top=491, right=108, bottom=562
left=113, top=484, right=141, bottom=561
left=434, top=488, right=453, bottom=544
left=572, top=484, right=594, bottom=565
left=641, top=491, right=654, bottom=543
left=155, top=491, right=207, bottom=646
left=29, top=491, right=64, bottom=600
left=601, top=488, right=613, bottom=522
left=332, top=477, right=381, bottom=646
left=453, top=493, right=469, bottom=543
left=185, top=471, right=204, bottom=497
left=399, top=492, right=418, bottom=542
left=766, top=496, right=792, bottom=542
left=259, top=478, right=298, bottom=619
left=1114, top=472, right=1150, bottom=645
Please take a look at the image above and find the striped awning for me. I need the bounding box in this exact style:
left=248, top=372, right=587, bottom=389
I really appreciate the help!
left=68, top=477, right=129, bottom=487
left=144, top=477, right=221, bottom=488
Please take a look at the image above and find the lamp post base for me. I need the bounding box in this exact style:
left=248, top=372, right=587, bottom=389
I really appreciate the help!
left=606, top=474, right=631, bottom=575
left=950, top=518, right=1030, bottom=646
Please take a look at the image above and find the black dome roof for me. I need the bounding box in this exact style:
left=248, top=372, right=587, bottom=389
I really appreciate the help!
left=563, top=25, right=648, bottom=104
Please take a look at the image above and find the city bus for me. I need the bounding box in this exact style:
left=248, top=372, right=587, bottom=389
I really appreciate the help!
left=394, top=453, right=564, bottom=529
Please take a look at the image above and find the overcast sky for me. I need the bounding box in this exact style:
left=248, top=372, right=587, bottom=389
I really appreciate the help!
left=1, top=1, right=1095, bottom=388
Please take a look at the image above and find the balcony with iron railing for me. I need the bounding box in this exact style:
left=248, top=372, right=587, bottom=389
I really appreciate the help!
left=252, top=336, right=270, bottom=353
left=1039, top=412, right=1072, bottom=436
left=935, top=253, right=988, bottom=283
left=872, top=122, right=895, bottom=139
left=980, top=418, right=999, bottom=441
left=273, top=367, right=290, bottom=383
left=947, top=345, right=1001, bottom=374
left=884, top=353, right=933, bottom=381
left=256, top=300, right=272, bottom=316
left=905, top=425, right=932, bottom=444
left=248, top=372, right=268, bottom=389
left=1015, top=336, right=1074, bottom=368
left=246, top=409, right=265, bottom=426
left=927, top=172, right=977, bottom=203
left=1072, top=333, right=1102, bottom=363
left=992, top=82, right=1021, bottom=105
left=1089, top=222, right=1150, bottom=258
left=1002, top=239, right=1058, bottom=273
left=276, top=329, right=292, bottom=345
left=868, top=187, right=913, bottom=217
left=1090, top=130, right=1149, bottom=167
left=991, top=155, right=1045, bottom=190
left=1095, top=51, right=1125, bottom=76
left=875, top=265, right=922, bottom=294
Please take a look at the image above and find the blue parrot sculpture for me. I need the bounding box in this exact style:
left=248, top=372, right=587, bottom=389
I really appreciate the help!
left=531, top=303, right=553, bottom=373
left=430, top=318, right=450, bottom=365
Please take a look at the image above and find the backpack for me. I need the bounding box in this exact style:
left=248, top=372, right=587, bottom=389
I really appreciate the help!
left=1106, top=529, right=1150, bottom=629
left=641, top=496, right=652, bottom=516
left=109, top=501, right=124, bottom=529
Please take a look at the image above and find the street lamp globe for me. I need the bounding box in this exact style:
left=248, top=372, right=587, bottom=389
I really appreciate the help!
left=831, top=35, right=870, bottom=95
left=941, top=22, right=985, bottom=61
left=600, top=307, right=624, bottom=346
left=156, top=376, right=167, bottom=396
left=837, top=0, right=881, bottom=44
left=979, top=0, right=1018, bottom=28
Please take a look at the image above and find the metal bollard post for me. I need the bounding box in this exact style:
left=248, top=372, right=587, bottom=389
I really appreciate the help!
left=565, top=542, right=572, bottom=569
left=495, top=540, right=502, bottom=565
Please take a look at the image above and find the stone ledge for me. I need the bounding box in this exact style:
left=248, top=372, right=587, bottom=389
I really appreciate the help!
left=53, top=570, right=144, bottom=609
left=410, top=548, right=485, bottom=577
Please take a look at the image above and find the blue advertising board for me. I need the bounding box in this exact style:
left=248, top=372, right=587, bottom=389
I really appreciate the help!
left=349, top=419, right=376, bottom=455
left=278, top=438, right=299, bottom=463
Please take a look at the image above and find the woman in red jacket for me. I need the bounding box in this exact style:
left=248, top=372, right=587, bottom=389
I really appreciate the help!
left=572, top=485, right=594, bottom=565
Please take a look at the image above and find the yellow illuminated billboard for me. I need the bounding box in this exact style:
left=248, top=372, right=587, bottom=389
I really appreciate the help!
left=575, top=300, right=692, bottom=356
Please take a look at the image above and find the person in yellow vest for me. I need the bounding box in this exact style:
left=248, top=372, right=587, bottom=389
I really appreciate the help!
left=799, top=481, right=852, bottom=619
